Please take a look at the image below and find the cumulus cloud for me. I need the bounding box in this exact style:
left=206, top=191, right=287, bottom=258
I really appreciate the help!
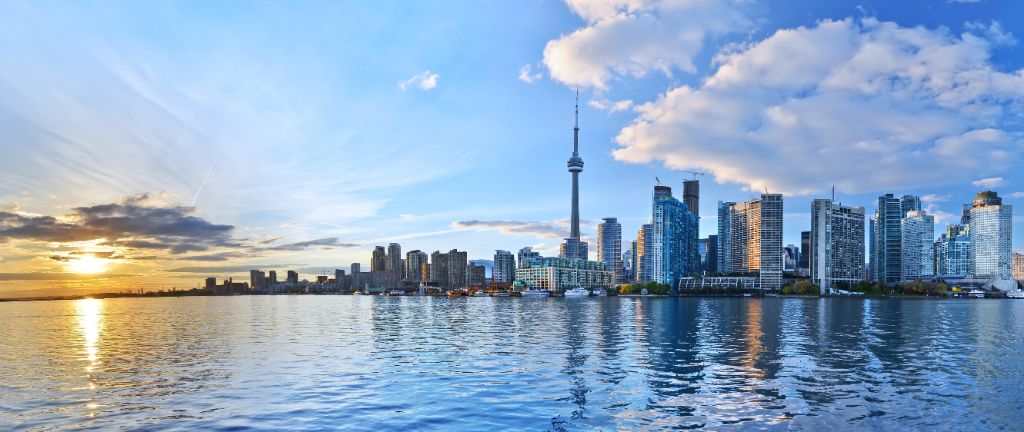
left=972, top=177, right=1005, bottom=188
left=543, top=0, right=751, bottom=89
left=398, top=70, right=439, bottom=91
left=612, top=18, right=1024, bottom=195
left=518, top=64, right=542, bottom=84
left=921, top=194, right=950, bottom=203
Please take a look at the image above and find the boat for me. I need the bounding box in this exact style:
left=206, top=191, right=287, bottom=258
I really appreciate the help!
left=564, top=287, right=590, bottom=298
left=1006, top=289, right=1024, bottom=299
left=521, top=289, right=550, bottom=298
left=494, top=292, right=511, bottom=297
left=968, top=289, right=986, bottom=299
left=473, top=290, right=488, bottom=297
left=353, top=291, right=364, bottom=296
left=388, top=290, right=405, bottom=296
left=592, top=288, right=608, bottom=297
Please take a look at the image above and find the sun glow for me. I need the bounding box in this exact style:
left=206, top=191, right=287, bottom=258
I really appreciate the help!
left=68, top=255, right=108, bottom=274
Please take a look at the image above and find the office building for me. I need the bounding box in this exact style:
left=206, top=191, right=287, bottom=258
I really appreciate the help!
left=705, top=234, right=719, bottom=275
left=652, top=196, right=699, bottom=290
left=936, top=224, right=970, bottom=277
left=597, top=217, right=624, bottom=284
left=286, top=270, right=298, bottom=286
left=636, top=223, right=653, bottom=282
left=1013, top=252, right=1024, bottom=281
left=717, top=201, right=734, bottom=274
left=560, top=96, right=589, bottom=261
left=430, top=250, right=450, bottom=289
left=371, top=246, right=386, bottom=273
left=467, top=262, right=487, bottom=286
left=683, top=179, right=700, bottom=217
left=335, top=269, right=348, bottom=291
left=719, top=194, right=784, bottom=289
left=205, top=277, right=217, bottom=291
left=783, top=244, right=799, bottom=273
left=810, top=199, right=866, bottom=291
left=386, top=243, right=403, bottom=286
left=901, top=195, right=922, bottom=217
left=406, top=250, right=428, bottom=282
left=448, top=249, right=468, bottom=289
left=970, top=191, right=1013, bottom=279
left=350, top=263, right=360, bottom=275
left=515, top=256, right=612, bottom=293
left=901, top=210, right=935, bottom=281
left=517, top=247, right=541, bottom=269
left=494, top=250, right=516, bottom=283
left=624, top=242, right=636, bottom=281
left=799, top=231, right=811, bottom=273
left=870, top=194, right=905, bottom=284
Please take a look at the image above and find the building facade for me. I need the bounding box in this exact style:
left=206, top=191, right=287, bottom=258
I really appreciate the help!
left=517, top=247, right=541, bottom=269
left=636, top=223, right=653, bottom=282
left=969, top=191, right=1013, bottom=279
left=406, top=250, right=428, bottom=282
left=494, top=250, right=516, bottom=283
left=935, top=224, right=970, bottom=277
left=870, top=194, right=905, bottom=284
left=597, top=217, right=624, bottom=284
left=1013, top=252, right=1024, bottom=281
left=719, top=194, right=784, bottom=290
left=652, top=196, right=699, bottom=290
left=810, top=199, right=866, bottom=292
left=683, top=179, right=699, bottom=217
left=900, top=210, right=935, bottom=281
left=514, top=257, right=612, bottom=293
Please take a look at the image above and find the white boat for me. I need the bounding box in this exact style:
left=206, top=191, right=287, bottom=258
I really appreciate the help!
left=1006, top=290, right=1024, bottom=299
left=521, top=289, right=550, bottom=298
left=592, top=288, right=608, bottom=297
left=564, top=287, right=590, bottom=297
left=353, top=291, right=364, bottom=296
left=968, top=289, right=986, bottom=298
left=473, top=290, right=488, bottom=297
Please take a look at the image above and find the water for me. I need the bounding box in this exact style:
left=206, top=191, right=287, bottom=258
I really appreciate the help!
left=1, top=296, right=1023, bottom=431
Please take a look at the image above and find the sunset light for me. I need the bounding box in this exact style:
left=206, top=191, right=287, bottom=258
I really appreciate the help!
left=67, top=255, right=108, bottom=275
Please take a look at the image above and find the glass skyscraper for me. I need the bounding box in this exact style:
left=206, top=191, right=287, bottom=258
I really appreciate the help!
left=969, top=191, right=1013, bottom=279
left=652, top=196, right=699, bottom=291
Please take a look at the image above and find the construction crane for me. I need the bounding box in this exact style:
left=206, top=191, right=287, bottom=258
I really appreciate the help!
left=685, top=171, right=705, bottom=180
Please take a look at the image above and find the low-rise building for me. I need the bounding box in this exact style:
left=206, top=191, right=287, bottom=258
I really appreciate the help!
left=514, top=257, right=612, bottom=293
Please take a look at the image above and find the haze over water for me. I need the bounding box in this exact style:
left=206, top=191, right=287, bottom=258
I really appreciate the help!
left=1, top=296, right=1022, bottom=430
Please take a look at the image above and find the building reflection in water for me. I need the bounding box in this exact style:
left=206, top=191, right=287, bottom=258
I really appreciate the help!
left=75, top=298, right=103, bottom=416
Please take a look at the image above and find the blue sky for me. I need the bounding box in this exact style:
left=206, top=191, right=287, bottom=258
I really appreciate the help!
left=1, top=0, right=1023, bottom=296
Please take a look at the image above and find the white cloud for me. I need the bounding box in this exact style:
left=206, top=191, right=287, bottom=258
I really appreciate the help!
left=972, top=177, right=1004, bottom=188
left=518, top=64, right=542, bottom=84
left=542, top=0, right=751, bottom=89
left=398, top=70, right=439, bottom=91
left=589, top=98, right=634, bottom=113
left=399, top=213, right=416, bottom=221
left=451, top=220, right=568, bottom=239
left=1010, top=192, right=1024, bottom=199
left=921, top=194, right=950, bottom=203
left=612, top=18, right=1024, bottom=195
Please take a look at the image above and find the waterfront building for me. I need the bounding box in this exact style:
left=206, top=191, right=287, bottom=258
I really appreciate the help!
left=448, top=249, right=468, bottom=289
left=716, top=201, right=734, bottom=274
left=286, top=270, right=299, bottom=286
left=901, top=195, right=922, bottom=217
left=268, top=270, right=277, bottom=285
left=386, top=243, right=403, bottom=286
left=406, top=250, right=428, bottom=282
left=901, top=210, right=935, bottom=281
left=514, top=256, right=612, bottom=293
left=636, top=223, right=653, bottom=282
left=430, top=250, right=450, bottom=289
left=810, top=199, right=866, bottom=292
left=783, top=244, right=799, bottom=273
left=597, top=217, right=624, bottom=284
left=624, top=243, right=636, bottom=281
left=870, top=194, right=905, bottom=284
left=350, top=263, right=360, bottom=275
left=560, top=95, right=589, bottom=261
left=494, top=250, right=516, bottom=283
left=205, top=277, right=216, bottom=291
left=517, top=247, right=541, bottom=269
left=705, top=234, right=719, bottom=275
left=467, top=262, right=487, bottom=287
left=652, top=196, right=699, bottom=290
left=799, top=231, right=810, bottom=274
left=249, top=270, right=265, bottom=292
left=335, top=269, right=349, bottom=291
left=371, top=246, right=386, bottom=273
left=936, top=224, right=970, bottom=277
left=683, top=179, right=700, bottom=218
left=1014, top=252, right=1024, bottom=281
left=719, top=194, right=784, bottom=290
left=969, top=191, right=1013, bottom=279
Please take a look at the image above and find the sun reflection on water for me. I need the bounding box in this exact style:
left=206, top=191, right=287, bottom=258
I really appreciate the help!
left=75, top=298, right=102, bottom=416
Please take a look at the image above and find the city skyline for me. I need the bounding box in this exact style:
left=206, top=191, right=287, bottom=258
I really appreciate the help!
left=3, top=0, right=1024, bottom=297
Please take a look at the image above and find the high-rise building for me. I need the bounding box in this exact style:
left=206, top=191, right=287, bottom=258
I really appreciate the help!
left=1013, top=252, right=1024, bottom=281
left=561, top=94, right=589, bottom=261
left=901, top=210, right=935, bottom=281
left=717, top=201, right=734, bottom=274
left=350, top=263, right=360, bottom=275
left=810, top=199, right=866, bottom=292
left=430, top=250, right=450, bottom=289
left=268, top=270, right=277, bottom=286
left=969, top=191, right=1013, bottom=279
left=386, top=243, right=403, bottom=285
left=652, top=195, right=699, bottom=290
left=250, top=270, right=265, bottom=292
left=205, top=277, right=217, bottom=291
left=901, top=195, right=922, bottom=217
left=870, top=194, right=905, bottom=284
left=517, top=247, right=541, bottom=269
left=799, top=231, right=810, bottom=272
left=683, top=179, right=700, bottom=218
left=719, top=194, right=784, bottom=289
left=628, top=240, right=639, bottom=281
left=467, top=262, right=487, bottom=286
left=448, top=249, right=468, bottom=289
left=405, top=250, right=427, bottom=282
left=783, top=244, right=799, bottom=273
left=636, top=223, right=653, bottom=282
left=494, top=250, right=516, bottom=283
left=335, top=269, right=348, bottom=291
left=286, top=270, right=298, bottom=285
left=705, top=234, right=719, bottom=275
left=597, top=217, right=624, bottom=284
left=936, top=224, right=970, bottom=277
left=623, top=243, right=635, bottom=281
left=371, top=246, right=387, bottom=273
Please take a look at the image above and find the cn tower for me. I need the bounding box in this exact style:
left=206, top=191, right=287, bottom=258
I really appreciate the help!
left=561, top=91, right=588, bottom=260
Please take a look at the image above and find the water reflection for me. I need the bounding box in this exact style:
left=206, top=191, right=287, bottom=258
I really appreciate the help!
left=75, top=298, right=102, bottom=417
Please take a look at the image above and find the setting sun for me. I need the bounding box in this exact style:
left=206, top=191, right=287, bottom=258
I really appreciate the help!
left=68, top=255, right=108, bottom=274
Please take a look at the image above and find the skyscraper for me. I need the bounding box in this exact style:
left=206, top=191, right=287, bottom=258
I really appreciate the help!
left=799, top=231, right=810, bottom=273
left=371, top=246, right=387, bottom=273
left=1013, top=252, right=1024, bottom=281
left=467, top=262, right=486, bottom=287
left=870, top=194, right=905, bottom=284
left=719, top=194, right=784, bottom=289
left=652, top=196, right=699, bottom=290
left=494, top=250, right=516, bottom=283
left=969, top=191, right=1013, bottom=279
left=901, top=210, right=935, bottom=281
left=350, top=263, right=360, bottom=275
left=448, top=249, right=468, bottom=289
left=810, top=199, right=866, bottom=292
left=561, top=93, right=589, bottom=261
left=406, top=250, right=428, bottom=282
left=430, top=251, right=450, bottom=289
left=286, top=270, right=298, bottom=285
left=717, top=201, right=734, bottom=274
left=636, top=223, right=653, bottom=282
left=936, top=224, right=970, bottom=277
left=250, top=270, right=266, bottom=292
left=597, top=217, right=624, bottom=284
left=386, top=243, right=403, bottom=285
left=683, top=179, right=700, bottom=218
left=705, top=234, right=719, bottom=275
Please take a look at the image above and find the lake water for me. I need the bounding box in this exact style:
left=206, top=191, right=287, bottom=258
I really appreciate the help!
left=1, top=296, right=1022, bottom=431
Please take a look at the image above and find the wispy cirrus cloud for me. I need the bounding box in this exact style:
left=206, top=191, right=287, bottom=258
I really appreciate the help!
left=972, top=177, right=1005, bottom=188
left=398, top=70, right=439, bottom=91
left=268, top=237, right=360, bottom=251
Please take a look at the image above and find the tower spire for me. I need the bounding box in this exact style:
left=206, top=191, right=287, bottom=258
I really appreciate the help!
left=573, top=89, right=579, bottom=155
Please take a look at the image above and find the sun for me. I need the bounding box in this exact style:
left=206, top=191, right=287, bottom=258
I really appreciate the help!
left=68, top=255, right=108, bottom=274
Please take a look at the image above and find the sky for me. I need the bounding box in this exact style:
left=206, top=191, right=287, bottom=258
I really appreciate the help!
left=1, top=0, right=1023, bottom=298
